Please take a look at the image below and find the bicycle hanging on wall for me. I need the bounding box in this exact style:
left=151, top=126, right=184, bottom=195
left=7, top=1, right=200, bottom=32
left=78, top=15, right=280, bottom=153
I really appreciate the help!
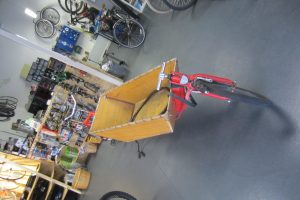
left=58, top=0, right=146, bottom=48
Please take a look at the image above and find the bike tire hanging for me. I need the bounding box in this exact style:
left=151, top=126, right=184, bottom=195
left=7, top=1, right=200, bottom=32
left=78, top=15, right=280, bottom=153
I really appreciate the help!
left=0, top=96, right=18, bottom=122
left=58, top=0, right=84, bottom=14
left=163, top=0, right=197, bottom=10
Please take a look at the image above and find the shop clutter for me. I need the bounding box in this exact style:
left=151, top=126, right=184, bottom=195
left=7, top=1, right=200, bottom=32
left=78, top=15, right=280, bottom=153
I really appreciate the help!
left=0, top=55, right=114, bottom=200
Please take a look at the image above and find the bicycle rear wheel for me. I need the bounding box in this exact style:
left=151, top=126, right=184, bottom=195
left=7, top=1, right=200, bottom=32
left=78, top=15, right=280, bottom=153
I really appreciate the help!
left=113, top=18, right=145, bottom=48
left=58, top=0, right=84, bottom=14
left=100, top=191, right=137, bottom=200
left=146, top=0, right=172, bottom=14
left=207, top=82, right=271, bottom=105
left=163, top=0, right=196, bottom=10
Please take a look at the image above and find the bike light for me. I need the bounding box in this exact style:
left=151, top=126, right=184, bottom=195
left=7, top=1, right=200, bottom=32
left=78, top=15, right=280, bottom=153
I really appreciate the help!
left=25, top=8, right=37, bottom=19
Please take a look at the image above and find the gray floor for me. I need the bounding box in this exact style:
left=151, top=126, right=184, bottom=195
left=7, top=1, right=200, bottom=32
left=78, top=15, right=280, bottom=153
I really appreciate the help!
left=83, top=0, right=300, bottom=199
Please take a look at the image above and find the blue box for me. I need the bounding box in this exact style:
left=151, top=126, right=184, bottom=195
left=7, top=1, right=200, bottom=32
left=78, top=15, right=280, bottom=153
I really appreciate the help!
left=54, top=26, right=80, bottom=55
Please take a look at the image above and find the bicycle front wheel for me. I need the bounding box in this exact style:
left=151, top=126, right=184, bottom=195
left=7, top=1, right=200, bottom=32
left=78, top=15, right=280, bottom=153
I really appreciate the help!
left=146, top=0, right=172, bottom=14
left=209, top=83, right=271, bottom=105
left=163, top=0, right=197, bottom=10
left=100, top=191, right=137, bottom=200
left=113, top=19, right=145, bottom=48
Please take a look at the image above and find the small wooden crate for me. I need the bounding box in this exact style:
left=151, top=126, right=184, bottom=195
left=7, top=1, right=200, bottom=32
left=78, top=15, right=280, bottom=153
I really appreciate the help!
left=90, top=59, right=178, bottom=142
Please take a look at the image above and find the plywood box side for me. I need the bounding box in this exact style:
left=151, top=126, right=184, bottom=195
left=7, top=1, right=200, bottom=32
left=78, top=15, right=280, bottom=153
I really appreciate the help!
left=90, top=117, right=173, bottom=142
left=90, top=96, right=135, bottom=131
left=105, top=59, right=177, bottom=104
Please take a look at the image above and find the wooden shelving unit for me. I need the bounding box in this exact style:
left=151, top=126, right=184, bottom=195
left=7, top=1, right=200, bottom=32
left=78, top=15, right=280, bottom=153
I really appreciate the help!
left=0, top=154, right=83, bottom=200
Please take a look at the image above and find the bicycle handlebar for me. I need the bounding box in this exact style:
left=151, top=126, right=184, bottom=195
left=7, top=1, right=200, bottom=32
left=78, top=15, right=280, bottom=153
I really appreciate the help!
left=157, top=62, right=167, bottom=91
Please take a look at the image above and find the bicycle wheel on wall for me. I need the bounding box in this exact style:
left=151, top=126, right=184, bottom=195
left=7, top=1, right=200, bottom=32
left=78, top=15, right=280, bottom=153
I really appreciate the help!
left=163, top=0, right=197, bottom=10
left=100, top=191, right=137, bottom=200
left=146, top=0, right=172, bottom=14
left=40, top=7, right=61, bottom=25
left=113, top=19, right=145, bottom=48
left=35, top=19, right=56, bottom=38
left=58, top=0, right=84, bottom=14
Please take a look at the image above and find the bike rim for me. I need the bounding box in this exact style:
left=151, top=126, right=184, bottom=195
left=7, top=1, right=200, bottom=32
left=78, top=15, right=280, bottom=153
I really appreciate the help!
left=65, top=0, right=84, bottom=14
left=163, top=0, right=196, bottom=10
left=40, top=7, right=60, bottom=25
left=146, top=0, right=172, bottom=14
left=113, top=19, right=145, bottom=48
left=35, top=19, right=55, bottom=38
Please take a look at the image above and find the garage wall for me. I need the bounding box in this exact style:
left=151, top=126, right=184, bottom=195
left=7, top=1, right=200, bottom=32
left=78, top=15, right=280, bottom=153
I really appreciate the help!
left=0, top=37, right=45, bottom=141
left=0, top=0, right=60, bottom=141
left=0, top=0, right=113, bottom=142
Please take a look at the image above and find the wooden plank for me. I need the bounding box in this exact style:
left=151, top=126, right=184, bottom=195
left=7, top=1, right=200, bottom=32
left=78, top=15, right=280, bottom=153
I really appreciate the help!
left=62, top=188, right=69, bottom=200
left=90, top=117, right=173, bottom=142
left=0, top=156, right=83, bottom=195
left=45, top=182, right=54, bottom=200
left=90, top=96, right=134, bottom=131
left=26, top=176, right=40, bottom=200
left=105, top=59, right=177, bottom=104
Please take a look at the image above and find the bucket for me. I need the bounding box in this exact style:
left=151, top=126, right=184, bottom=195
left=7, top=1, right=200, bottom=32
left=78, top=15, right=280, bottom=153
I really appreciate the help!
left=64, top=146, right=79, bottom=158
left=72, top=168, right=91, bottom=190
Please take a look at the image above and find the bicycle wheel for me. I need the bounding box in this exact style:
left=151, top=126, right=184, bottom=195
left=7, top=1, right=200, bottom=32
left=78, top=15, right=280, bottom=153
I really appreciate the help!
left=58, top=0, right=84, bottom=14
left=35, top=19, right=55, bottom=38
left=113, top=18, right=145, bottom=48
left=146, top=0, right=172, bottom=14
left=163, top=0, right=196, bottom=10
left=40, top=7, right=60, bottom=25
left=100, top=191, right=137, bottom=200
left=110, top=0, right=140, bottom=20
left=202, top=81, right=272, bottom=105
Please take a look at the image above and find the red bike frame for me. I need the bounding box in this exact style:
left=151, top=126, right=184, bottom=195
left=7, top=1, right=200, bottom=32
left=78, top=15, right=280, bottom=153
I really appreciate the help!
left=168, top=71, right=236, bottom=116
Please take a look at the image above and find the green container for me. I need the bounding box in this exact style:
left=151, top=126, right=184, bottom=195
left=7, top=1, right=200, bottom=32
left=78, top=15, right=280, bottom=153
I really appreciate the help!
left=58, top=146, right=79, bottom=169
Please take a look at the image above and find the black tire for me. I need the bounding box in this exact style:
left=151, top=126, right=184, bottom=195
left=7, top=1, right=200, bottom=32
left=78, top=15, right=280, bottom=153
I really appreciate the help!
left=163, top=0, right=197, bottom=10
left=40, top=7, right=61, bottom=25
left=146, top=0, right=172, bottom=14
left=58, top=0, right=84, bottom=14
left=58, top=0, right=70, bottom=13
left=34, top=19, right=56, bottom=38
left=65, top=0, right=85, bottom=14
left=113, top=18, right=145, bottom=48
left=100, top=191, right=137, bottom=200
left=207, top=82, right=271, bottom=105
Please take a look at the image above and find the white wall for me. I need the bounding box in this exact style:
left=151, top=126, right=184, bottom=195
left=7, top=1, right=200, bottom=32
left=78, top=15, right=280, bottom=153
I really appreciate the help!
left=0, top=0, right=58, bottom=140
left=0, top=0, right=69, bottom=50
left=0, top=0, right=114, bottom=141
left=0, top=36, right=50, bottom=141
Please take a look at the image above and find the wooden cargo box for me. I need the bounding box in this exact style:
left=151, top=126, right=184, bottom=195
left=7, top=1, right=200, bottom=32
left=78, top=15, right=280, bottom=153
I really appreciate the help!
left=90, top=59, right=178, bottom=142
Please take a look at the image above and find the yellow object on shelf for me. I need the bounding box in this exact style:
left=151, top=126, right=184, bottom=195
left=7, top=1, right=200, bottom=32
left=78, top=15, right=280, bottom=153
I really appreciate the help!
left=20, top=64, right=31, bottom=79
left=85, top=135, right=102, bottom=144
left=72, top=168, right=91, bottom=190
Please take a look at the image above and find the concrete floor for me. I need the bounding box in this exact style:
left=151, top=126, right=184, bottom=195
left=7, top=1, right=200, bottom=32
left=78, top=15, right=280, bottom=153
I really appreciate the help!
left=83, top=0, right=300, bottom=199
